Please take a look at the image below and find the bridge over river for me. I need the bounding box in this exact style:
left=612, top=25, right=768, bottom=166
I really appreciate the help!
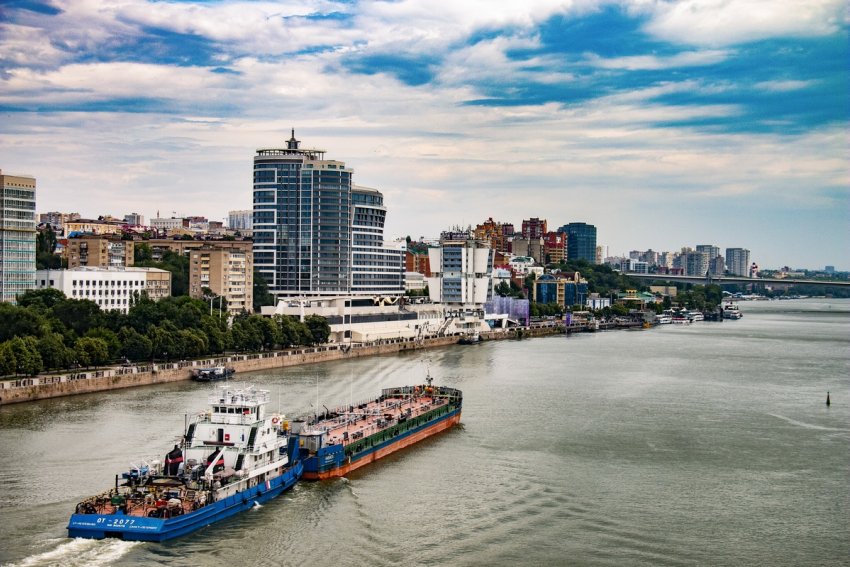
left=625, top=273, right=850, bottom=289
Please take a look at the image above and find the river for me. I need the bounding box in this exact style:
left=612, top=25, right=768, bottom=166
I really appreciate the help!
left=1, top=299, right=848, bottom=566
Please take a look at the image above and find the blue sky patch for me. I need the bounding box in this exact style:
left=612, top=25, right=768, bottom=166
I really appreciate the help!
left=1, top=0, right=62, bottom=16
left=343, top=53, right=437, bottom=86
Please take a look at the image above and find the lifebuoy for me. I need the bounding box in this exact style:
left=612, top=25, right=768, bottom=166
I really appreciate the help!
left=271, top=417, right=280, bottom=424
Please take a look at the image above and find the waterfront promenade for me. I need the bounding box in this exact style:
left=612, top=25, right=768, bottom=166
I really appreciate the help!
left=0, top=325, right=581, bottom=406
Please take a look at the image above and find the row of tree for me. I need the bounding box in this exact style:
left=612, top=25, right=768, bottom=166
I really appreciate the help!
left=0, top=288, right=330, bottom=378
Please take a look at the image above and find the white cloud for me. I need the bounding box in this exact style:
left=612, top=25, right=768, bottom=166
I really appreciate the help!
left=586, top=49, right=732, bottom=70
left=643, top=0, right=846, bottom=46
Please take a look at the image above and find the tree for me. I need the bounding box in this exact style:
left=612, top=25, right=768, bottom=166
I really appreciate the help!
left=51, top=299, right=102, bottom=336
left=119, top=327, right=153, bottom=361
left=305, top=315, right=330, bottom=346
left=36, top=226, right=63, bottom=270
left=0, top=342, right=16, bottom=377
left=202, top=318, right=227, bottom=354
left=0, top=303, right=47, bottom=342
left=229, top=324, right=246, bottom=353
left=181, top=329, right=208, bottom=359
left=147, top=324, right=170, bottom=361
left=135, top=249, right=190, bottom=297
left=495, top=281, right=511, bottom=297
left=274, top=315, right=300, bottom=348
left=10, top=336, right=42, bottom=377
left=85, top=328, right=121, bottom=361
left=37, top=333, right=72, bottom=372
left=17, top=288, right=66, bottom=311
left=611, top=303, right=629, bottom=317
left=252, top=315, right=280, bottom=351
left=253, top=269, right=276, bottom=312
left=134, top=243, right=153, bottom=264
left=75, top=337, right=109, bottom=369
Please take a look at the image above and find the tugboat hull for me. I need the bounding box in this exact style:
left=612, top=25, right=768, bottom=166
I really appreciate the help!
left=68, top=462, right=302, bottom=542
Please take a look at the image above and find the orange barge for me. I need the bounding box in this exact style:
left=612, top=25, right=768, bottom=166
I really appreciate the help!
left=292, top=376, right=462, bottom=480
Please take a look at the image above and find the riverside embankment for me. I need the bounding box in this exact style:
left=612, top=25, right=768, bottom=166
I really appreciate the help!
left=0, top=325, right=567, bottom=406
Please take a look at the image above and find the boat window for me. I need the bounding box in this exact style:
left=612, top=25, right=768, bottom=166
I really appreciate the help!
left=228, top=408, right=235, bottom=414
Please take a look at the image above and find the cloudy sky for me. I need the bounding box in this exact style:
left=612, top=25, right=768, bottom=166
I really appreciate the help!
left=1, top=0, right=847, bottom=269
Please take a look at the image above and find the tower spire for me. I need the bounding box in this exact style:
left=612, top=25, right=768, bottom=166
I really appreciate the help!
left=287, top=128, right=300, bottom=150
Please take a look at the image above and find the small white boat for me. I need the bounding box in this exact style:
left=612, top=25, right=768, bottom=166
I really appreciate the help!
left=722, top=303, right=742, bottom=320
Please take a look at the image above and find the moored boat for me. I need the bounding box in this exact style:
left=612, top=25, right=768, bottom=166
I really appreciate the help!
left=67, top=385, right=301, bottom=541
left=458, top=331, right=483, bottom=345
left=192, top=366, right=235, bottom=381
left=722, top=303, right=742, bottom=320
left=294, top=374, right=462, bottom=480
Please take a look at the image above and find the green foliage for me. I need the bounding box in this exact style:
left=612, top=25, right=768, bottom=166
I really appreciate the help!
left=36, top=227, right=63, bottom=270
left=118, top=327, right=152, bottom=361
left=547, top=260, right=647, bottom=296
left=0, top=303, right=47, bottom=342
left=529, top=302, right=564, bottom=318
left=75, top=337, right=109, bottom=369
left=0, top=278, right=333, bottom=370
left=7, top=336, right=42, bottom=376
left=253, top=269, right=276, bottom=312
left=18, top=288, right=67, bottom=311
left=52, top=299, right=103, bottom=336
left=181, top=329, right=207, bottom=359
left=37, top=333, right=73, bottom=371
left=134, top=243, right=153, bottom=264
left=305, top=315, right=330, bottom=346
left=0, top=341, right=16, bottom=376
left=495, top=280, right=525, bottom=299
left=134, top=249, right=190, bottom=296
left=85, top=328, right=121, bottom=360
left=611, top=303, right=629, bottom=317
left=675, top=284, right=723, bottom=311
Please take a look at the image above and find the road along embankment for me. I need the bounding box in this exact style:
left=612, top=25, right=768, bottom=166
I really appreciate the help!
left=0, top=328, right=564, bottom=406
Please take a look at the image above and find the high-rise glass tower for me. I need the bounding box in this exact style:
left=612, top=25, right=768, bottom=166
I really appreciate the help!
left=351, top=185, right=404, bottom=295
left=558, top=222, right=597, bottom=264
left=253, top=132, right=403, bottom=299
left=0, top=169, right=36, bottom=304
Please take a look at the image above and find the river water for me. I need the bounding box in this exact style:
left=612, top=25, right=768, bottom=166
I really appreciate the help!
left=1, top=299, right=848, bottom=566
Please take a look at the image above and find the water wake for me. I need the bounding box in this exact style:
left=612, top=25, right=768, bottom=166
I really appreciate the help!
left=5, top=538, right=141, bottom=567
left=768, top=413, right=850, bottom=432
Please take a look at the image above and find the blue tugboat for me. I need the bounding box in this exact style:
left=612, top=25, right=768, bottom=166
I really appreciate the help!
left=68, top=385, right=302, bottom=541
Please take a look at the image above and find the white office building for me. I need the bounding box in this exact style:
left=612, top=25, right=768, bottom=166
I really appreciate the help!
left=35, top=266, right=171, bottom=313
left=150, top=217, right=185, bottom=231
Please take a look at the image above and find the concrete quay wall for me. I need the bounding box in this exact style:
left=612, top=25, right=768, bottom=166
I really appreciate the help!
left=0, top=335, right=478, bottom=406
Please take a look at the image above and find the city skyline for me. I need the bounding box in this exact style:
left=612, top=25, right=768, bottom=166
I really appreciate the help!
left=1, top=0, right=846, bottom=270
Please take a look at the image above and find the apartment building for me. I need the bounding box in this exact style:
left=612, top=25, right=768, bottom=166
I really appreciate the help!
left=188, top=245, right=253, bottom=313
left=67, top=234, right=134, bottom=269
left=64, top=218, right=124, bottom=236
left=0, top=168, right=36, bottom=304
